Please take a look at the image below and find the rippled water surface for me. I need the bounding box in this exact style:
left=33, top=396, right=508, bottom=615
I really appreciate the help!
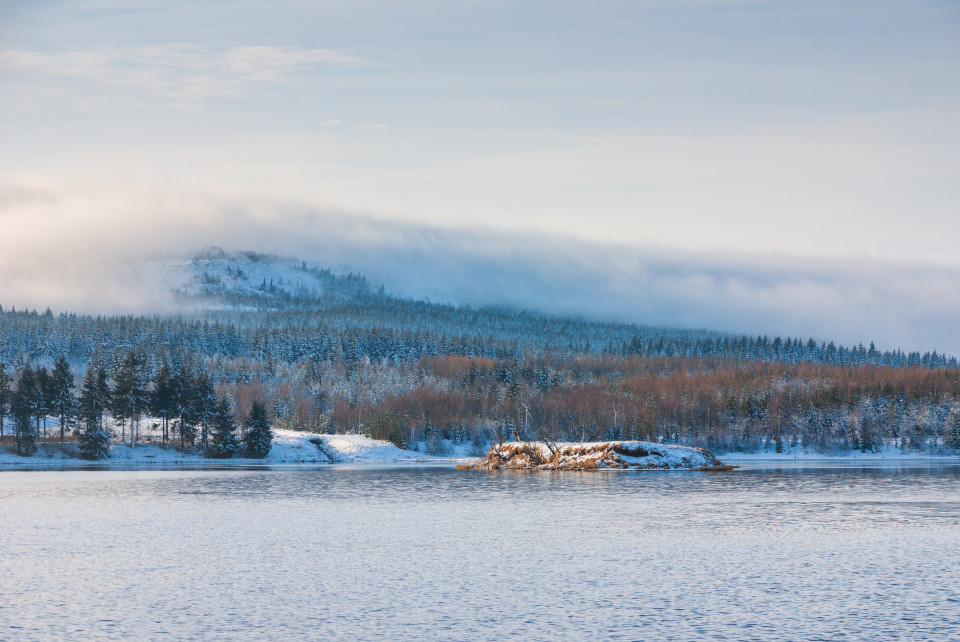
left=2, top=462, right=959, bottom=640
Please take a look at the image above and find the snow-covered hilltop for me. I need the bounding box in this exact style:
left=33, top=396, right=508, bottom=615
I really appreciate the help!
left=472, top=441, right=734, bottom=471
left=158, top=247, right=374, bottom=307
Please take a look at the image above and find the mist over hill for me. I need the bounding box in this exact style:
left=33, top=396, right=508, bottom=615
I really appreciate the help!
left=2, top=195, right=960, bottom=356
left=3, top=246, right=955, bottom=371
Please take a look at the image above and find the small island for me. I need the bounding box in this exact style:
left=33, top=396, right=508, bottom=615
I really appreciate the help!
left=471, top=440, right=736, bottom=471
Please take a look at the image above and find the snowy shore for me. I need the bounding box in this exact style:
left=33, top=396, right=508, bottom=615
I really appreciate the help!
left=717, top=446, right=960, bottom=461
left=0, top=431, right=447, bottom=469
left=2, top=430, right=958, bottom=470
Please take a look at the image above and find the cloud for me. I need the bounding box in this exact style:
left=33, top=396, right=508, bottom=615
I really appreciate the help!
left=0, top=181, right=958, bottom=356
left=0, top=44, right=370, bottom=106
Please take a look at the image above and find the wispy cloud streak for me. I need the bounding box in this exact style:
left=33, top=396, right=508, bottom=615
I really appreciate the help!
left=0, top=44, right=370, bottom=105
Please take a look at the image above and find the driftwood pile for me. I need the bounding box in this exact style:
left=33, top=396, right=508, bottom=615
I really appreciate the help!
left=471, top=441, right=735, bottom=471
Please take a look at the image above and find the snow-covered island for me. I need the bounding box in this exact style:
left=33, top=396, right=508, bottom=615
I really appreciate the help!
left=471, top=441, right=735, bottom=471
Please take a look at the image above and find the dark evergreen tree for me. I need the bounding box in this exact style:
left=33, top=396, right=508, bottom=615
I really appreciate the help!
left=78, top=366, right=107, bottom=433
left=77, top=366, right=111, bottom=460
left=95, top=368, right=110, bottom=429
left=112, top=350, right=149, bottom=446
left=210, top=396, right=241, bottom=458
left=110, top=364, right=131, bottom=443
left=11, top=370, right=38, bottom=456
left=0, top=363, right=10, bottom=443
left=50, top=355, right=76, bottom=447
left=194, top=370, right=217, bottom=455
left=243, top=400, right=272, bottom=458
left=151, top=360, right=176, bottom=444
left=36, top=367, right=53, bottom=445
left=173, top=363, right=199, bottom=450
left=77, top=423, right=111, bottom=460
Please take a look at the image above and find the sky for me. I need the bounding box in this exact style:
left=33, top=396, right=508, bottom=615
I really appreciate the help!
left=1, top=1, right=959, bottom=353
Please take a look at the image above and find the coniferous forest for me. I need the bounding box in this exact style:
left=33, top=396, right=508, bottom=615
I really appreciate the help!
left=1, top=251, right=958, bottom=458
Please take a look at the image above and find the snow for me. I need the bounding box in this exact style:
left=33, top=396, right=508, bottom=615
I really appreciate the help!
left=0, top=430, right=437, bottom=468
left=156, top=249, right=365, bottom=304
left=718, top=447, right=960, bottom=461
left=4, top=413, right=956, bottom=470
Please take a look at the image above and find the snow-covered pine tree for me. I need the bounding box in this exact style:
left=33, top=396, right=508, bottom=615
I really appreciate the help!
left=174, top=363, right=199, bottom=450
left=243, top=400, right=272, bottom=458
left=151, top=361, right=176, bottom=444
left=50, top=355, right=76, bottom=447
left=13, top=405, right=37, bottom=456
left=78, top=423, right=111, bottom=461
left=11, top=368, right=38, bottom=456
left=110, top=360, right=132, bottom=444
left=95, top=368, right=110, bottom=430
left=210, top=396, right=241, bottom=458
left=36, top=367, right=53, bottom=445
left=0, top=363, right=10, bottom=443
left=111, top=351, right=149, bottom=447
left=195, top=369, right=217, bottom=455
left=77, top=366, right=111, bottom=460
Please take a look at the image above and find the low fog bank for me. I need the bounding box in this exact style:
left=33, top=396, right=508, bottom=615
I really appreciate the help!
left=304, top=227, right=960, bottom=357
left=1, top=186, right=958, bottom=355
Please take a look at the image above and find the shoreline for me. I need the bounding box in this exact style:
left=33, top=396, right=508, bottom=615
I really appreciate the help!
left=4, top=457, right=960, bottom=473
left=3, top=430, right=959, bottom=472
left=4, top=456, right=960, bottom=472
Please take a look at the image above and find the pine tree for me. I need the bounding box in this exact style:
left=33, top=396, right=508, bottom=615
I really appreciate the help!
left=13, top=405, right=37, bottom=456
left=77, top=365, right=111, bottom=460
left=151, top=361, right=176, bottom=444
left=112, top=351, right=149, bottom=447
left=78, top=424, right=111, bottom=460
left=0, top=363, right=10, bottom=443
left=210, top=396, right=241, bottom=458
left=78, top=366, right=108, bottom=430
left=243, top=400, right=272, bottom=458
left=173, top=363, right=199, bottom=450
left=11, top=370, right=38, bottom=456
left=110, top=361, right=131, bottom=443
left=50, top=355, right=76, bottom=448
left=194, top=370, right=217, bottom=455
left=36, top=367, right=53, bottom=445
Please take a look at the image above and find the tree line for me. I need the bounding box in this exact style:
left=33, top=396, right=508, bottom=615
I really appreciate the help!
left=0, top=354, right=272, bottom=460
left=2, top=299, right=955, bottom=375
left=3, top=349, right=960, bottom=459
left=331, top=355, right=960, bottom=455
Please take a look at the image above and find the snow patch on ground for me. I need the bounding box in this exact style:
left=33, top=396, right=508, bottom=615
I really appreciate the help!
left=0, top=431, right=431, bottom=468
left=718, top=449, right=960, bottom=461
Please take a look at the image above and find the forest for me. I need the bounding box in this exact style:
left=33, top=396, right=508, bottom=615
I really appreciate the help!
left=1, top=253, right=958, bottom=458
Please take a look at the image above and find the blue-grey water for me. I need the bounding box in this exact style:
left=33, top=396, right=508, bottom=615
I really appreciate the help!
left=1, top=462, right=959, bottom=641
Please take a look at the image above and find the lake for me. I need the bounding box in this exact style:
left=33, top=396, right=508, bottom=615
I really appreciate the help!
left=1, top=462, right=959, bottom=640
